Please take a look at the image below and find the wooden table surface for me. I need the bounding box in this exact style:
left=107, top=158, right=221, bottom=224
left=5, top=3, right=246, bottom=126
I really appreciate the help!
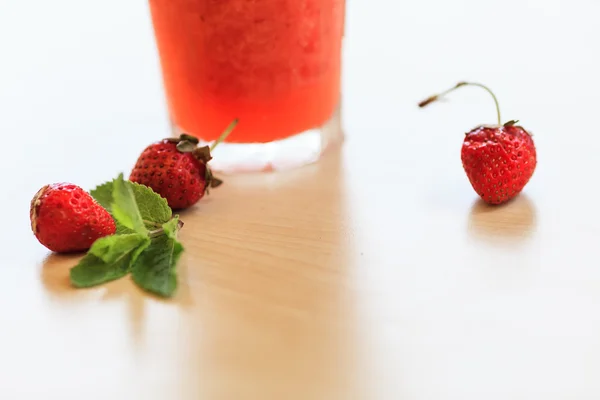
left=2, top=0, right=600, bottom=399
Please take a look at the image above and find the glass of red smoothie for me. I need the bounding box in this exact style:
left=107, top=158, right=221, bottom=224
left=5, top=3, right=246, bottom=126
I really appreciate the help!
left=148, top=0, right=346, bottom=172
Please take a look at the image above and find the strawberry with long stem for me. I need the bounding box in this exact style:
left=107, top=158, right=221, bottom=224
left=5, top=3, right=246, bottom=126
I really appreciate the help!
left=418, top=82, right=537, bottom=205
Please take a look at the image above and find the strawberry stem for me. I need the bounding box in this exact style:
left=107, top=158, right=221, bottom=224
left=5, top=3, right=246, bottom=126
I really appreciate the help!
left=210, top=118, right=239, bottom=152
left=418, top=81, right=502, bottom=126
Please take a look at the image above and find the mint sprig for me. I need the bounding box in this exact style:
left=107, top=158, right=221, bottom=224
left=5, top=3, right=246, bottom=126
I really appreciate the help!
left=69, top=174, right=184, bottom=298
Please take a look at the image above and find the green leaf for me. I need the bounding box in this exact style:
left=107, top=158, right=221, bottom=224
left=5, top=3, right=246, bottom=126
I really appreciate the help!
left=70, top=254, right=129, bottom=288
left=115, top=222, right=135, bottom=235
left=91, top=180, right=133, bottom=233
left=129, top=181, right=172, bottom=226
left=90, top=181, right=114, bottom=213
left=70, top=234, right=150, bottom=288
left=131, top=217, right=184, bottom=298
left=112, top=174, right=147, bottom=234
left=90, top=176, right=172, bottom=231
left=89, top=233, right=148, bottom=263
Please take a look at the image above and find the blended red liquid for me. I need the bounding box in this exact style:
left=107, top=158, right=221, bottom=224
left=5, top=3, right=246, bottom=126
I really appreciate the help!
left=149, top=0, right=345, bottom=143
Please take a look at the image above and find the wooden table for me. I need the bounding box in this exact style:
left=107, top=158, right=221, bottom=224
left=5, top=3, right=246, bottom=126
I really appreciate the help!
left=2, top=0, right=600, bottom=399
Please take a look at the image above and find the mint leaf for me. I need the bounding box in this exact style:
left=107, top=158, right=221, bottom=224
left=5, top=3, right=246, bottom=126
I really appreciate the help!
left=131, top=217, right=184, bottom=297
left=112, top=173, right=147, bottom=234
left=90, top=177, right=171, bottom=231
left=70, top=234, right=150, bottom=288
left=91, top=180, right=133, bottom=234
left=129, top=181, right=172, bottom=226
left=90, top=181, right=114, bottom=213
left=70, top=254, right=129, bottom=287
left=89, top=233, right=148, bottom=263
left=115, top=223, right=135, bottom=235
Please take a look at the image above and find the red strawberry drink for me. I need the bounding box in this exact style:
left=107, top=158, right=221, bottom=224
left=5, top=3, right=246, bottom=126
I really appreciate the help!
left=148, top=0, right=346, bottom=172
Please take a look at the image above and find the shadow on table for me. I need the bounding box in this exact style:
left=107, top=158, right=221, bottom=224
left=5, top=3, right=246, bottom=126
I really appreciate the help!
left=40, top=251, right=194, bottom=348
left=467, top=194, right=537, bottom=244
left=40, top=253, right=84, bottom=299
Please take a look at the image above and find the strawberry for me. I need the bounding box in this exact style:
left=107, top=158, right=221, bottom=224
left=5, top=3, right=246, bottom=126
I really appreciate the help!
left=129, top=119, right=238, bottom=210
left=419, top=82, right=537, bottom=205
left=30, top=183, right=116, bottom=253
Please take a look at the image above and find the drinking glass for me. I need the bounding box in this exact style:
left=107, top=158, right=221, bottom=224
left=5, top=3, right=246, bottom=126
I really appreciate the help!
left=148, top=0, right=346, bottom=172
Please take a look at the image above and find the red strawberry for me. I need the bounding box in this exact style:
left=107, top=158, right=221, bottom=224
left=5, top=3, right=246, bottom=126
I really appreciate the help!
left=419, top=82, right=537, bottom=205
left=30, top=183, right=116, bottom=253
left=129, top=119, right=238, bottom=210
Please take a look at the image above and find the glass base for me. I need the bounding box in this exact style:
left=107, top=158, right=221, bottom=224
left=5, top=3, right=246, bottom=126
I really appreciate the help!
left=171, top=105, right=343, bottom=174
